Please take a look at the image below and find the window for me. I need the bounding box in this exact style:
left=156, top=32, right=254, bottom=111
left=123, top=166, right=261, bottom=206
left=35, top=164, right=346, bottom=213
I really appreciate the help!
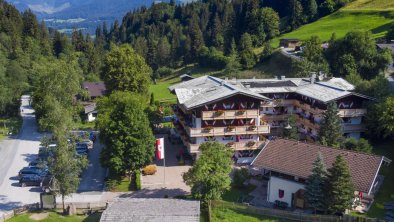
left=279, top=189, right=284, bottom=198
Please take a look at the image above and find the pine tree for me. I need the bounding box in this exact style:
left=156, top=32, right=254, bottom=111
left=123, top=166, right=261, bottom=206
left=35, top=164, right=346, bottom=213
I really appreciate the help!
left=319, top=102, right=343, bottom=147
left=326, top=155, right=355, bottom=213
left=282, top=114, right=299, bottom=140
left=305, top=152, right=327, bottom=212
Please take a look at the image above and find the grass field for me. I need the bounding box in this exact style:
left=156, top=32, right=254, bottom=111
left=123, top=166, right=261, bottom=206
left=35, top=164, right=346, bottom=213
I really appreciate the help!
left=211, top=201, right=295, bottom=222
left=366, top=140, right=394, bottom=218
left=7, top=212, right=101, bottom=222
left=270, top=0, right=394, bottom=47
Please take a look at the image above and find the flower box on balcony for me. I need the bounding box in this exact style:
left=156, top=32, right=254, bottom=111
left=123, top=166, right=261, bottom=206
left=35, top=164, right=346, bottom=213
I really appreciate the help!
left=225, top=142, right=235, bottom=147
left=247, top=125, right=257, bottom=131
left=226, top=126, right=235, bottom=132
left=214, top=110, right=224, bottom=117
left=236, top=110, right=246, bottom=115
left=203, top=126, right=213, bottom=133
left=246, top=141, right=256, bottom=147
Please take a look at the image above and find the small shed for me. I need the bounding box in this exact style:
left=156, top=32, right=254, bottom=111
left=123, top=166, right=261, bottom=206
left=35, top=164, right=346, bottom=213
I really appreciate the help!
left=100, top=198, right=200, bottom=222
left=279, top=38, right=301, bottom=48
left=84, top=103, right=97, bottom=122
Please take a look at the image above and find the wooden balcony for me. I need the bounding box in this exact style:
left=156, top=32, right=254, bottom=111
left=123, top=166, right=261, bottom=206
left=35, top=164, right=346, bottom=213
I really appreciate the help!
left=338, top=109, right=367, bottom=117
left=295, top=115, right=320, bottom=130
left=186, top=141, right=266, bottom=153
left=261, top=114, right=290, bottom=121
left=343, top=124, right=366, bottom=133
left=202, top=109, right=259, bottom=120
left=261, top=99, right=295, bottom=107
left=294, top=101, right=324, bottom=115
left=187, top=125, right=270, bottom=137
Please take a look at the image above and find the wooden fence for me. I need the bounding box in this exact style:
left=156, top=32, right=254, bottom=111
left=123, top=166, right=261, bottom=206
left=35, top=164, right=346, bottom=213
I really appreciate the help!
left=208, top=201, right=384, bottom=222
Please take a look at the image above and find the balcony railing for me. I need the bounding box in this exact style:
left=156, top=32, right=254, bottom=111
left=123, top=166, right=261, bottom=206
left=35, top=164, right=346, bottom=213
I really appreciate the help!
left=186, top=141, right=266, bottom=153
left=261, top=99, right=295, bottom=107
left=202, top=109, right=259, bottom=120
left=295, top=115, right=320, bottom=130
left=187, top=125, right=270, bottom=137
left=338, top=109, right=367, bottom=117
left=261, top=114, right=290, bottom=121
left=294, top=101, right=324, bottom=115
left=343, top=124, right=366, bottom=133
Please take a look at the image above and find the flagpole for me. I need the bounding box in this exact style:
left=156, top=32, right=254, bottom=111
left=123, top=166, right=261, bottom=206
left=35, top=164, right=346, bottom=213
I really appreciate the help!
left=163, top=150, right=166, bottom=187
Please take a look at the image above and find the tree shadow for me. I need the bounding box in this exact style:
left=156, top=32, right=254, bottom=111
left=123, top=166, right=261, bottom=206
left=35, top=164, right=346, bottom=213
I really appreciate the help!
left=0, top=195, right=23, bottom=212
left=371, top=22, right=394, bottom=35
left=118, top=188, right=189, bottom=198
left=21, top=153, right=38, bottom=162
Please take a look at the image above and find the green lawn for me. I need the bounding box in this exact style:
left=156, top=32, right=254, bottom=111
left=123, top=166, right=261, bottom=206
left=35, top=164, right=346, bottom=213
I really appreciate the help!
left=271, top=9, right=394, bottom=47
left=345, top=0, right=394, bottom=10
left=7, top=212, right=101, bottom=222
left=367, top=140, right=394, bottom=218
left=0, top=117, right=22, bottom=139
left=211, top=201, right=295, bottom=222
left=221, top=185, right=257, bottom=203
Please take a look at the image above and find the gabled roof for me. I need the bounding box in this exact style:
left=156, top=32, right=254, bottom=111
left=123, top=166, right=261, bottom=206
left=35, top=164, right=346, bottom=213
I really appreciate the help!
left=252, top=139, right=387, bottom=194
left=100, top=198, right=200, bottom=222
left=169, top=76, right=271, bottom=110
left=82, top=82, right=107, bottom=98
left=84, top=103, right=96, bottom=114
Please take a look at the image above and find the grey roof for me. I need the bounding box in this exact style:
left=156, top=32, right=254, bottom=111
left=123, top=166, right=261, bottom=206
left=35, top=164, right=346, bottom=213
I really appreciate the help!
left=376, top=43, right=394, bottom=53
left=169, top=76, right=271, bottom=110
left=100, top=198, right=200, bottom=222
left=169, top=76, right=373, bottom=107
left=83, top=82, right=107, bottom=97
left=84, top=103, right=96, bottom=114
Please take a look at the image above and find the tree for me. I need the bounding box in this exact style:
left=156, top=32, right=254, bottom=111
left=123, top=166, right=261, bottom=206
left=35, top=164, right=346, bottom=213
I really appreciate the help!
left=303, top=0, right=318, bottom=22
left=377, top=96, right=394, bottom=138
left=282, top=114, right=299, bottom=140
left=156, top=36, right=171, bottom=67
left=305, top=152, right=327, bottom=212
left=319, top=102, right=343, bottom=147
left=101, top=44, right=152, bottom=95
left=326, top=155, right=355, bottom=213
left=183, top=142, right=233, bottom=203
left=260, top=7, right=280, bottom=40
left=385, top=25, right=394, bottom=43
left=239, top=33, right=256, bottom=69
left=48, top=133, right=88, bottom=211
left=342, top=137, right=372, bottom=153
left=97, top=91, right=155, bottom=178
left=288, top=0, right=304, bottom=30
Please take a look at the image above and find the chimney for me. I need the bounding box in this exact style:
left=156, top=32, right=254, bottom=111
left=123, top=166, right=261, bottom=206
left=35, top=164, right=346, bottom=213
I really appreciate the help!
left=310, top=72, right=316, bottom=84
left=225, top=77, right=228, bottom=81
left=280, top=75, right=286, bottom=80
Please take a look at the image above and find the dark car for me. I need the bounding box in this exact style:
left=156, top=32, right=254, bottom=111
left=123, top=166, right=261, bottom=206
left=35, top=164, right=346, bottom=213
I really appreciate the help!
left=76, top=143, right=88, bottom=155
left=28, top=160, right=47, bottom=168
left=18, top=167, right=48, bottom=179
left=19, top=175, right=44, bottom=187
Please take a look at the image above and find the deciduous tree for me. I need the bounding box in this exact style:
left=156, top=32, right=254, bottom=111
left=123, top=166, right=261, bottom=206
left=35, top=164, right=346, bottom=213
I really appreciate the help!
left=183, top=142, right=233, bottom=203
left=101, top=44, right=151, bottom=95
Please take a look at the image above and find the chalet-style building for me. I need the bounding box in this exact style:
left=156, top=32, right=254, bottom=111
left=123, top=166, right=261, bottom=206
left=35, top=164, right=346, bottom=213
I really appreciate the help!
left=279, top=38, right=301, bottom=48
left=169, top=75, right=373, bottom=158
left=251, top=139, right=390, bottom=211
left=80, top=82, right=107, bottom=122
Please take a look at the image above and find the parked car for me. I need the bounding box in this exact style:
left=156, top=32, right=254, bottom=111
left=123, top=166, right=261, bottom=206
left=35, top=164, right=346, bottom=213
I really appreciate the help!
left=19, top=175, right=44, bottom=187
left=79, top=140, right=93, bottom=149
left=29, top=159, right=47, bottom=168
left=18, top=167, right=48, bottom=179
left=76, top=143, right=88, bottom=156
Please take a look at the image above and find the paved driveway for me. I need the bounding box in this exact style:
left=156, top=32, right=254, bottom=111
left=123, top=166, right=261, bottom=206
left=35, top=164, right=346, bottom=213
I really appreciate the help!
left=137, top=134, right=191, bottom=198
left=0, top=95, right=42, bottom=214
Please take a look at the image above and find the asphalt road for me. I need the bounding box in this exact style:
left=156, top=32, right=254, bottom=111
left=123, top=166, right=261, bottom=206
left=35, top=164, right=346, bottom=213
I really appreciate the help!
left=0, top=95, right=41, bottom=214
left=0, top=95, right=107, bottom=216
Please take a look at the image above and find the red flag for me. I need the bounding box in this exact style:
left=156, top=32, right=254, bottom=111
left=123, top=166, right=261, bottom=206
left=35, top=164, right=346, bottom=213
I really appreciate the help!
left=156, top=138, right=165, bottom=160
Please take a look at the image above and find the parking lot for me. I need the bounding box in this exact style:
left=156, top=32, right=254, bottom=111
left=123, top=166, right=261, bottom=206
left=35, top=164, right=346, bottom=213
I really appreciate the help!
left=0, top=96, right=107, bottom=216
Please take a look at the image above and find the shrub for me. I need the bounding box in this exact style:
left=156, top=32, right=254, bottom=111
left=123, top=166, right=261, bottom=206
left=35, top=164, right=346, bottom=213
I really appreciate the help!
left=155, top=66, right=174, bottom=78
left=134, top=170, right=141, bottom=190
left=198, top=46, right=229, bottom=69
left=233, top=168, right=250, bottom=188
left=142, top=165, right=157, bottom=175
